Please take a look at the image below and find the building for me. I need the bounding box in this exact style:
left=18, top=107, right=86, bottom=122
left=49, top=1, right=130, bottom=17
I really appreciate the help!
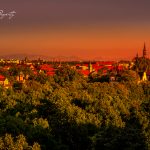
left=143, top=43, right=147, bottom=58
left=133, top=43, right=150, bottom=82
left=16, top=72, right=25, bottom=83
left=138, top=71, right=148, bottom=82
left=0, top=75, right=10, bottom=87
left=135, top=43, right=148, bottom=59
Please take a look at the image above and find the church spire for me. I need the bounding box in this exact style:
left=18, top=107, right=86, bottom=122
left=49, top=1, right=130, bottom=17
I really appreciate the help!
left=143, top=42, right=147, bottom=58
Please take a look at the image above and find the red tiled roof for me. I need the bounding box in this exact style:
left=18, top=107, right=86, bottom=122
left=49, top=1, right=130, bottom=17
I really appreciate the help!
left=33, top=71, right=38, bottom=75
left=117, top=66, right=123, bottom=70
left=47, top=71, right=55, bottom=76
left=83, top=64, right=89, bottom=67
left=3, top=66, right=10, bottom=70
left=96, top=61, right=114, bottom=65
left=78, top=70, right=90, bottom=76
left=40, top=64, right=54, bottom=71
left=0, top=75, right=5, bottom=81
left=106, top=66, right=114, bottom=70
left=76, top=64, right=81, bottom=67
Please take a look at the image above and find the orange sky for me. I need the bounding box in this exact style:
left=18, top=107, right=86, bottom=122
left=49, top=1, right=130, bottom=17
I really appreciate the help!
left=0, top=23, right=150, bottom=60
left=0, top=0, right=150, bottom=60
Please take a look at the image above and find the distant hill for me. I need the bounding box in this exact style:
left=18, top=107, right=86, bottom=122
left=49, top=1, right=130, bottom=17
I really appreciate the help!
left=0, top=53, right=82, bottom=61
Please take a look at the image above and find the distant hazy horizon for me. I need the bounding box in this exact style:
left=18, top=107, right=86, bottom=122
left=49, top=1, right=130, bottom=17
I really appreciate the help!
left=0, top=52, right=140, bottom=61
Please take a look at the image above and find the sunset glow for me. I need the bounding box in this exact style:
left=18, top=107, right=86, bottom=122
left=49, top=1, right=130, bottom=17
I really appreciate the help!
left=0, top=0, right=150, bottom=60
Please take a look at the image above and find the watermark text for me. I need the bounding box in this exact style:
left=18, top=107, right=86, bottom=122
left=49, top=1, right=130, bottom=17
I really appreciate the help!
left=0, top=10, right=16, bottom=20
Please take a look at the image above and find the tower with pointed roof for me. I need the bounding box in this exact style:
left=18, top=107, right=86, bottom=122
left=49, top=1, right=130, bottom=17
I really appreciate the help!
left=143, top=43, right=147, bottom=58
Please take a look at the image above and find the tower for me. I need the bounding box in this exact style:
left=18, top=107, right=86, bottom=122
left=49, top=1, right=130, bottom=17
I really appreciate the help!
left=89, top=62, right=93, bottom=72
left=143, top=43, right=147, bottom=58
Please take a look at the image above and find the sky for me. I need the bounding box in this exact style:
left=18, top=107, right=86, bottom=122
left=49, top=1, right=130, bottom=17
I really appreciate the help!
left=0, top=0, right=150, bottom=60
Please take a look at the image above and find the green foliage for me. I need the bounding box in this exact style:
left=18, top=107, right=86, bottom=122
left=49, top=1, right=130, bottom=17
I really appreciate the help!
left=32, top=118, right=49, bottom=129
left=54, top=66, right=82, bottom=86
left=0, top=68, right=149, bottom=150
left=0, top=133, right=41, bottom=150
left=13, top=82, right=23, bottom=91
left=91, top=126, right=147, bottom=150
left=117, top=70, right=139, bottom=82
left=35, top=72, right=49, bottom=84
left=133, top=57, right=150, bottom=72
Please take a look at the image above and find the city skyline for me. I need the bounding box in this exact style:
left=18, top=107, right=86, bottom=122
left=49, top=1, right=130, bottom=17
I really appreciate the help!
left=0, top=0, right=150, bottom=60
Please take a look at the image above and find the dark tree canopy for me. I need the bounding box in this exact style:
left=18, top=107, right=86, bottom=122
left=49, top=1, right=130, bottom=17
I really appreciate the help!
left=0, top=65, right=149, bottom=150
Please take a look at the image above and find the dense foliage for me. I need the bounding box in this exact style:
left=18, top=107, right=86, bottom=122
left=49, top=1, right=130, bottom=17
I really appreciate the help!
left=0, top=67, right=149, bottom=150
left=133, top=57, right=150, bottom=72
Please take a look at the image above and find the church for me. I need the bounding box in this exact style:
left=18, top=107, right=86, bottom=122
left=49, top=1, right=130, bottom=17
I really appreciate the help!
left=133, top=43, right=150, bottom=81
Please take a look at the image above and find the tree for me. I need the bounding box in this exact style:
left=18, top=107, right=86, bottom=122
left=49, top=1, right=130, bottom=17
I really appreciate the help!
left=0, top=133, right=41, bottom=150
left=117, top=70, right=139, bottom=82
left=54, top=66, right=82, bottom=86
left=133, top=57, right=150, bottom=72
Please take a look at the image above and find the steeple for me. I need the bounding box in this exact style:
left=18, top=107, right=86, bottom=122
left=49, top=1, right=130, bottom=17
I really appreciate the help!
left=143, top=43, right=147, bottom=58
